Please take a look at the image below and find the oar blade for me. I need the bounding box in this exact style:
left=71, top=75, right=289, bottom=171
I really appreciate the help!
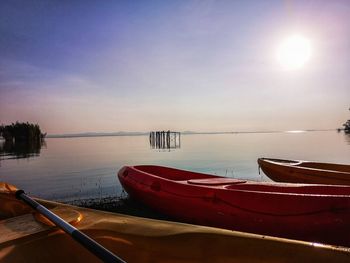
left=0, top=182, right=18, bottom=194
left=0, top=182, right=32, bottom=218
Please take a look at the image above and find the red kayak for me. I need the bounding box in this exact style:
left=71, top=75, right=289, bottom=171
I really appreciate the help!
left=118, top=165, right=350, bottom=247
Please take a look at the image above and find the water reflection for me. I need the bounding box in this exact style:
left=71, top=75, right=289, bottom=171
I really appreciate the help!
left=0, top=139, right=45, bottom=160
left=344, top=134, right=350, bottom=145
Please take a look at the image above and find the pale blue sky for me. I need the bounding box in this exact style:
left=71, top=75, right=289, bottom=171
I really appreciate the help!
left=1, top=0, right=349, bottom=134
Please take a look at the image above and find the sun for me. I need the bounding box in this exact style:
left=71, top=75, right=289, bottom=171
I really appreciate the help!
left=276, top=35, right=312, bottom=70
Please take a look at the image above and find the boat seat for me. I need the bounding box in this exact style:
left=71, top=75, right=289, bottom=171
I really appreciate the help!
left=187, top=178, right=246, bottom=186
left=0, top=207, right=81, bottom=244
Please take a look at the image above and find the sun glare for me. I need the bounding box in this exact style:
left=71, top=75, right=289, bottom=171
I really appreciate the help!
left=277, top=35, right=312, bottom=70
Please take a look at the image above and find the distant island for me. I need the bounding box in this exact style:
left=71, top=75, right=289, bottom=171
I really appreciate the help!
left=0, top=122, right=46, bottom=142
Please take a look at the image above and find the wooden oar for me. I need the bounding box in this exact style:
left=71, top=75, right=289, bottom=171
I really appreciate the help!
left=15, top=189, right=126, bottom=263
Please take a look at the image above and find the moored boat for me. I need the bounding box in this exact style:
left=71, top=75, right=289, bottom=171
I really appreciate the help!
left=258, top=158, right=350, bottom=185
left=118, top=165, right=350, bottom=247
left=2, top=183, right=350, bottom=262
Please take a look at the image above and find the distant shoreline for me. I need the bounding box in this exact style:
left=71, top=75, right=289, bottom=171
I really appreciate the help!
left=46, top=129, right=337, bottom=139
left=46, top=132, right=148, bottom=138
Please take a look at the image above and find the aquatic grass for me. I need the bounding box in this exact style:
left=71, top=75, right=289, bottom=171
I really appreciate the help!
left=65, top=192, right=171, bottom=221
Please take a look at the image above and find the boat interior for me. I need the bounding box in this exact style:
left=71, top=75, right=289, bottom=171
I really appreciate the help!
left=297, top=162, right=350, bottom=173
left=132, top=165, right=214, bottom=181
left=261, top=158, right=350, bottom=173
left=224, top=183, right=350, bottom=195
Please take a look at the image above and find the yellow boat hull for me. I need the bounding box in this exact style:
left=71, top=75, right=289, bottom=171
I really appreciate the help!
left=1, top=194, right=350, bottom=262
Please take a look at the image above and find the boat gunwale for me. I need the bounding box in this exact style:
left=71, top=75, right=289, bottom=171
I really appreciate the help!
left=259, top=158, right=350, bottom=176
left=124, top=165, right=350, bottom=198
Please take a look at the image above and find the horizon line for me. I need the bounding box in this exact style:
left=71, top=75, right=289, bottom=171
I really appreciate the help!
left=45, top=129, right=337, bottom=139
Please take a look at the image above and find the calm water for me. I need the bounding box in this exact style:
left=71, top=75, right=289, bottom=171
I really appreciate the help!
left=0, top=131, right=349, bottom=202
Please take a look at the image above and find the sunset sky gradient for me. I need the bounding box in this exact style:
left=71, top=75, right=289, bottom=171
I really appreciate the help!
left=1, top=0, right=349, bottom=134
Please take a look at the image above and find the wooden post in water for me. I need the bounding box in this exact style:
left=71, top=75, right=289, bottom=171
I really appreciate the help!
left=166, top=130, right=170, bottom=148
left=149, top=131, right=181, bottom=150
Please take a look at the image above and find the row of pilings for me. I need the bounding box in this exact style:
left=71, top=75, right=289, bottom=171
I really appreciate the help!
left=149, top=131, right=181, bottom=150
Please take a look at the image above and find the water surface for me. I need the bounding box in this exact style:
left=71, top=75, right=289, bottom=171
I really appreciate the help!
left=0, top=131, right=349, bottom=201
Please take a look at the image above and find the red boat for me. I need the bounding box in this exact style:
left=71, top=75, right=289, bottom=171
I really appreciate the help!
left=118, top=165, right=350, bottom=247
left=258, top=158, right=350, bottom=185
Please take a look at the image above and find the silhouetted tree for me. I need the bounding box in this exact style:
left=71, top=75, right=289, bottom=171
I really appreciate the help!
left=0, top=122, right=46, bottom=142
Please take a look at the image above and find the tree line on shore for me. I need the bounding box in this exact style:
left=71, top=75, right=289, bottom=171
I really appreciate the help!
left=0, top=122, right=46, bottom=142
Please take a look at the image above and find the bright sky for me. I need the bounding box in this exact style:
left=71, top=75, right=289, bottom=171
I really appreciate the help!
left=0, top=0, right=349, bottom=134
